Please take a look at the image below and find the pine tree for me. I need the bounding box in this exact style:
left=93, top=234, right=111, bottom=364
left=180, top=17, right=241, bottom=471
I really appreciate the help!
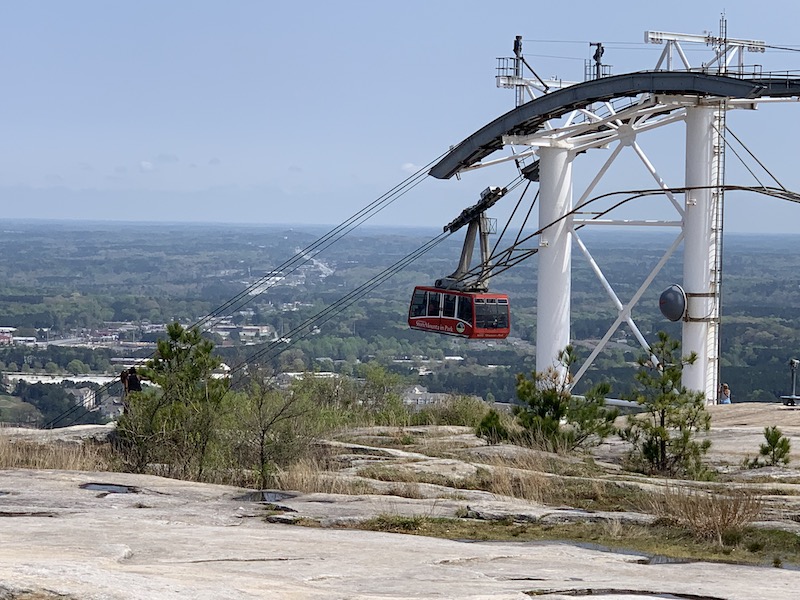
left=620, top=332, right=711, bottom=477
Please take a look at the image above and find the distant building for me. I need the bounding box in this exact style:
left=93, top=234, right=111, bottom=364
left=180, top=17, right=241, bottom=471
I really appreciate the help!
left=401, top=385, right=466, bottom=408
left=64, top=387, right=96, bottom=409
left=275, top=371, right=339, bottom=388
left=4, top=374, right=118, bottom=387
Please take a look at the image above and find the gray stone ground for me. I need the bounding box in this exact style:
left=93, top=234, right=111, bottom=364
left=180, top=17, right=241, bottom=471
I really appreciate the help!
left=0, top=468, right=798, bottom=600
left=3, top=404, right=800, bottom=599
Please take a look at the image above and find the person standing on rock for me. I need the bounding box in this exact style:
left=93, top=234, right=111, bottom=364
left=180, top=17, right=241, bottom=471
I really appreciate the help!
left=126, top=367, right=143, bottom=393
left=719, top=383, right=732, bottom=404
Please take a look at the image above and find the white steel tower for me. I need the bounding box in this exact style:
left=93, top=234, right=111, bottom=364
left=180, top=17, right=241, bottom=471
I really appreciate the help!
left=428, top=18, right=800, bottom=403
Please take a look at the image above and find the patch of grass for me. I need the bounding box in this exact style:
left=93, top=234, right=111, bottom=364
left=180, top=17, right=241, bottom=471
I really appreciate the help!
left=0, top=434, right=112, bottom=471
left=354, top=463, right=548, bottom=501
left=540, top=478, right=648, bottom=512
left=341, top=516, right=800, bottom=567
left=643, top=485, right=763, bottom=546
left=410, top=395, right=491, bottom=428
left=386, top=481, right=425, bottom=499
left=355, top=462, right=648, bottom=511
left=273, top=458, right=376, bottom=495
left=396, top=432, right=416, bottom=446
left=366, top=467, right=636, bottom=512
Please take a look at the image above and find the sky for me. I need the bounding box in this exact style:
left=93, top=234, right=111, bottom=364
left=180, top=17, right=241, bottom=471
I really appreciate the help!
left=2, top=1, right=800, bottom=232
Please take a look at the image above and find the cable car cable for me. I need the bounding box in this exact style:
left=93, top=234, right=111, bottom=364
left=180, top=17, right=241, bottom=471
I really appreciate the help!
left=42, top=153, right=447, bottom=429
left=228, top=231, right=453, bottom=378
left=45, top=221, right=450, bottom=428
left=490, top=181, right=536, bottom=261
left=44, top=184, right=800, bottom=429
left=722, top=125, right=786, bottom=191
left=191, top=152, right=446, bottom=331
left=455, top=183, right=800, bottom=289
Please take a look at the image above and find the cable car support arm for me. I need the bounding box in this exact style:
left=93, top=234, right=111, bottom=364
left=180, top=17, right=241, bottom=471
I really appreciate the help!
left=436, top=185, right=508, bottom=292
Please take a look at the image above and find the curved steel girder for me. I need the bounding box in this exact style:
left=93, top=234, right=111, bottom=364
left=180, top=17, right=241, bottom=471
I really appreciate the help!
left=430, top=72, right=800, bottom=180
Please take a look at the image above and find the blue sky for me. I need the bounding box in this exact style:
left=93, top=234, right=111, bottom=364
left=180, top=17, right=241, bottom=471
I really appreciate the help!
left=2, top=1, right=800, bottom=232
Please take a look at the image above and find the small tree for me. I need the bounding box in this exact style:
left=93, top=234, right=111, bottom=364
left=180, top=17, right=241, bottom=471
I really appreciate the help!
left=620, top=332, right=711, bottom=477
left=759, top=426, right=791, bottom=466
left=225, top=374, right=319, bottom=489
left=514, top=346, right=617, bottom=452
left=476, top=408, right=510, bottom=445
left=115, top=322, right=228, bottom=479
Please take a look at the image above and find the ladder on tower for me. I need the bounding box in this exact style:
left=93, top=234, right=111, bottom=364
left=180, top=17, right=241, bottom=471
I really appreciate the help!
left=709, top=13, right=729, bottom=403
left=709, top=99, right=727, bottom=403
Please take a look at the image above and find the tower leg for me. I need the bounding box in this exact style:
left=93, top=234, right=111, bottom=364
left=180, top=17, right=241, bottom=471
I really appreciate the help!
left=683, top=106, right=719, bottom=402
left=537, top=146, right=573, bottom=378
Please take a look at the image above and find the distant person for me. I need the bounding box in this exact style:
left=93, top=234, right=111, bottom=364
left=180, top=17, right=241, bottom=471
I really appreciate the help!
left=720, top=383, right=731, bottom=404
left=120, top=370, right=129, bottom=394
left=126, top=367, right=143, bottom=393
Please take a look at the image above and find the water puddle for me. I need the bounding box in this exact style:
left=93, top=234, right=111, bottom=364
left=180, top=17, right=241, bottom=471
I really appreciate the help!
left=0, top=510, right=58, bottom=518
left=236, top=490, right=295, bottom=503
left=526, top=589, right=724, bottom=599
left=80, top=483, right=140, bottom=494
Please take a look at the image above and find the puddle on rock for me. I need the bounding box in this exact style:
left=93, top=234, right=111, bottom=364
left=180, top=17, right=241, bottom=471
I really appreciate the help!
left=0, top=510, right=58, bottom=517
left=80, top=483, right=140, bottom=494
left=236, top=490, right=295, bottom=503
left=527, top=589, right=725, bottom=599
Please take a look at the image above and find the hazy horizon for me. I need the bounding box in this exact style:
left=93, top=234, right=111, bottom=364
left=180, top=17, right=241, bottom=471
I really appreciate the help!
left=3, top=2, right=800, bottom=233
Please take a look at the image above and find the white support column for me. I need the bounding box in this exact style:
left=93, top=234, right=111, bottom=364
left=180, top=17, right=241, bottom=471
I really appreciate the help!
left=683, top=106, right=717, bottom=402
left=537, top=146, right=573, bottom=378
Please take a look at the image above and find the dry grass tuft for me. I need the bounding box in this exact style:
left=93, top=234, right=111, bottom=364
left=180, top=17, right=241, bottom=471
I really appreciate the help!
left=386, top=481, right=426, bottom=499
left=481, top=465, right=546, bottom=503
left=645, top=484, right=763, bottom=546
left=0, top=434, right=112, bottom=471
left=273, top=458, right=376, bottom=495
left=355, top=461, right=550, bottom=503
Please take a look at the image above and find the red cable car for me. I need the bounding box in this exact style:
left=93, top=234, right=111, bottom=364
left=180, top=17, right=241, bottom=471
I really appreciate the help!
left=408, top=286, right=510, bottom=339
left=408, top=186, right=511, bottom=339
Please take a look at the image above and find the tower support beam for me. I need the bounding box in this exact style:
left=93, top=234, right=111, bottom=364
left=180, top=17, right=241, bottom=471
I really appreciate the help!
left=537, top=146, right=573, bottom=377
left=682, top=106, right=719, bottom=401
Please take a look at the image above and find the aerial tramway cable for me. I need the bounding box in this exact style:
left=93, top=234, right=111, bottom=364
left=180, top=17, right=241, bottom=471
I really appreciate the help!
left=45, top=229, right=454, bottom=428
left=449, top=184, right=800, bottom=291
left=44, top=182, right=800, bottom=429
left=191, top=151, right=447, bottom=331
left=42, top=152, right=445, bottom=428
left=722, top=125, right=787, bottom=191
left=227, top=230, right=453, bottom=379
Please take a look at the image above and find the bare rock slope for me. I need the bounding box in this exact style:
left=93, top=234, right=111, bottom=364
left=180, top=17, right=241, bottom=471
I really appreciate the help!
left=2, top=402, right=800, bottom=599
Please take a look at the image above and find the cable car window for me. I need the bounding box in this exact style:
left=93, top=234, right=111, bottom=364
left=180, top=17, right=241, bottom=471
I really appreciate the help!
left=458, top=296, right=473, bottom=323
left=443, top=293, right=456, bottom=318
left=475, top=301, right=488, bottom=329
left=427, top=292, right=441, bottom=317
left=494, top=303, right=509, bottom=328
left=410, top=289, right=427, bottom=317
left=475, top=299, right=507, bottom=329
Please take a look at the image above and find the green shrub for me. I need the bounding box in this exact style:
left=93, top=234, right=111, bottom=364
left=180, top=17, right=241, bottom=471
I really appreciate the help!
left=760, top=426, right=792, bottom=466
left=414, top=395, right=491, bottom=427
left=476, top=409, right=510, bottom=444
left=514, top=347, right=617, bottom=452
